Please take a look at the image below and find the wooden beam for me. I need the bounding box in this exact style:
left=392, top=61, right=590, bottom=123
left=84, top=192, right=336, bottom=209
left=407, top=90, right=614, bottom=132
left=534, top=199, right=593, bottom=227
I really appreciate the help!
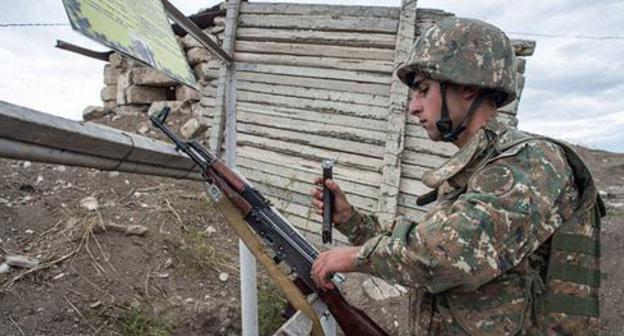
left=240, top=3, right=400, bottom=19
left=55, top=40, right=112, bottom=62
left=237, top=14, right=399, bottom=34
left=376, top=0, right=418, bottom=228
left=232, top=28, right=397, bottom=49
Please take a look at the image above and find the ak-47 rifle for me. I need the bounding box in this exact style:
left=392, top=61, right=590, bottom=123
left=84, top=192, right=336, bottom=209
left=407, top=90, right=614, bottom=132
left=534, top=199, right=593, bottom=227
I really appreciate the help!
left=150, top=108, right=388, bottom=336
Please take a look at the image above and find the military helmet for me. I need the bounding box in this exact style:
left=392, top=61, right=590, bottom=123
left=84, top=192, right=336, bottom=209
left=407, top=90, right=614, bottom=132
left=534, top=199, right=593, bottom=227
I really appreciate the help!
left=396, top=17, right=517, bottom=107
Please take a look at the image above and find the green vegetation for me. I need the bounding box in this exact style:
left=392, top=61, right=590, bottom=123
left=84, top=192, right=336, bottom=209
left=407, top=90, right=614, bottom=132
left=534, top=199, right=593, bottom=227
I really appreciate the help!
left=258, top=282, right=288, bottom=336
left=119, top=307, right=169, bottom=336
left=177, top=226, right=233, bottom=275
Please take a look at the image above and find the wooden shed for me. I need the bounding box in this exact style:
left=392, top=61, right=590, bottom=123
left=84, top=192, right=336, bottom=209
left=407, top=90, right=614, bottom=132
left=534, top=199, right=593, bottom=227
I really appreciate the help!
left=101, top=1, right=535, bottom=242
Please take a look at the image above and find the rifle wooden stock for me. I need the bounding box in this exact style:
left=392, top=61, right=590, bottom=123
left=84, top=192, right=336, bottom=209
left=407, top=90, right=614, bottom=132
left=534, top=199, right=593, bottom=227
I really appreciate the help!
left=320, top=288, right=389, bottom=336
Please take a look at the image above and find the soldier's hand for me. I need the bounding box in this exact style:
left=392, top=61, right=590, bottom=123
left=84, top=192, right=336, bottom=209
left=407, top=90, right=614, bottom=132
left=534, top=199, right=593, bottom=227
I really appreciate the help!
left=311, top=246, right=360, bottom=291
left=311, top=178, right=352, bottom=225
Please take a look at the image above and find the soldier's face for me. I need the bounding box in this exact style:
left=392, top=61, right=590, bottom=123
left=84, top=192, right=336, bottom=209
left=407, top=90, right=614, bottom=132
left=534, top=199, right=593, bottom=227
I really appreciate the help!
left=407, top=76, right=444, bottom=141
left=408, top=76, right=466, bottom=142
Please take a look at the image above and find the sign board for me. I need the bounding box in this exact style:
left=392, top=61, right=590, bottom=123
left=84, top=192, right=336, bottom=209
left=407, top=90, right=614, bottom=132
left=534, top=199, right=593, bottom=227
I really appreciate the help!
left=62, top=0, right=198, bottom=89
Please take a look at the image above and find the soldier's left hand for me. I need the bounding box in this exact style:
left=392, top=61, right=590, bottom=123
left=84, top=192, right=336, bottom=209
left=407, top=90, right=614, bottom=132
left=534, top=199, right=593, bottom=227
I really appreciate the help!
left=311, top=246, right=361, bottom=291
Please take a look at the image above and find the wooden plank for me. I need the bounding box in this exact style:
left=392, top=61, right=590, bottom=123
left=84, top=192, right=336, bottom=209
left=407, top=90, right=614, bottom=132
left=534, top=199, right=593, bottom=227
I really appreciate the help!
left=237, top=146, right=381, bottom=187
left=235, top=53, right=394, bottom=73
left=236, top=102, right=388, bottom=133
left=240, top=3, right=400, bottom=19
left=238, top=167, right=378, bottom=211
left=376, top=0, right=418, bottom=228
left=237, top=110, right=386, bottom=145
left=237, top=133, right=383, bottom=172
left=237, top=81, right=389, bottom=107
left=0, top=101, right=195, bottom=171
left=237, top=71, right=389, bottom=96
left=237, top=122, right=386, bottom=158
left=233, top=28, right=397, bottom=49
left=404, top=136, right=456, bottom=158
left=234, top=41, right=394, bottom=61
left=405, top=122, right=429, bottom=139
left=208, top=0, right=241, bottom=156
left=236, top=62, right=392, bottom=84
left=401, top=163, right=430, bottom=180
left=399, top=176, right=430, bottom=196
left=237, top=90, right=388, bottom=120
left=237, top=155, right=380, bottom=199
left=237, top=14, right=398, bottom=34
left=402, top=149, right=448, bottom=169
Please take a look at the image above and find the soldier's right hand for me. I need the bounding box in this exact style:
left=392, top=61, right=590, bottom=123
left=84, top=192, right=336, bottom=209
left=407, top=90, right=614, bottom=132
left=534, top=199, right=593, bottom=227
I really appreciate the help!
left=311, top=178, right=353, bottom=225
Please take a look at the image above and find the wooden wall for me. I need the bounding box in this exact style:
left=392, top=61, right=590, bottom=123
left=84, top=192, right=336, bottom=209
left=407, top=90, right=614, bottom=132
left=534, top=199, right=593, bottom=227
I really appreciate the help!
left=204, top=2, right=532, bottom=242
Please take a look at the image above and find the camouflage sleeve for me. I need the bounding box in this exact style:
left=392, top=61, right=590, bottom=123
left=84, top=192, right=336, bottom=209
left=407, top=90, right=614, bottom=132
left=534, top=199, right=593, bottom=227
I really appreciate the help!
left=334, top=207, right=385, bottom=246
left=354, top=140, right=574, bottom=293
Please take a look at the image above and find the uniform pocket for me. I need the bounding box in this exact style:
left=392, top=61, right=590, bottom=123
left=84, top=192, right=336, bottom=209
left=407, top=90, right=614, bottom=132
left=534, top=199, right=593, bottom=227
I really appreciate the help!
left=445, top=275, right=530, bottom=336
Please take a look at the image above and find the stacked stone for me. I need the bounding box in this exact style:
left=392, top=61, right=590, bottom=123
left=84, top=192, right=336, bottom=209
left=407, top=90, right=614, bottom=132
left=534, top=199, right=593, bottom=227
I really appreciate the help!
left=177, top=28, right=223, bottom=140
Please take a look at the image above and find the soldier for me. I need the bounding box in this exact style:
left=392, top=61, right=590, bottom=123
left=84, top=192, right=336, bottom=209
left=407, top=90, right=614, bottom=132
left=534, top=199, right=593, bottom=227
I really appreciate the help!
left=310, top=17, right=604, bottom=335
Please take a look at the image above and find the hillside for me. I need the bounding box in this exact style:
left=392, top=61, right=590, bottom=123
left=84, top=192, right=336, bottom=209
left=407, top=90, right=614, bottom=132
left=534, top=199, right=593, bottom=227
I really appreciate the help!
left=0, top=112, right=622, bottom=335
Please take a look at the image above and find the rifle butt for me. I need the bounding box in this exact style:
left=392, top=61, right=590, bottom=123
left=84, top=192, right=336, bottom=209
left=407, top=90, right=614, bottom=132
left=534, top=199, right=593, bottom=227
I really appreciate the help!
left=320, top=288, right=389, bottom=336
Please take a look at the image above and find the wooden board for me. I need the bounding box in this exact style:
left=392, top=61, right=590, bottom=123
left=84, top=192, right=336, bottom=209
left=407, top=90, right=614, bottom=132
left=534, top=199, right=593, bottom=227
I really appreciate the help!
left=236, top=81, right=389, bottom=107
left=237, top=155, right=379, bottom=199
left=237, top=146, right=381, bottom=187
left=0, top=101, right=195, bottom=170
left=237, top=122, right=386, bottom=159
left=233, top=28, right=397, bottom=49
left=236, top=62, right=392, bottom=85
left=404, top=136, right=456, bottom=158
left=239, top=3, right=400, bottom=19
left=234, top=41, right=394, bottom=61
left=237, top=110, right=386, bottom=145
left=235, top=102, right=388, bottom=133
left=402, top=149, right=448, bottom=169
left=234, top=53, right=394, bottom=73
left=237, top=14, right=398, bottom=34
left=236, top=71, right=390, bottom=96
left=237, top=90, right=388, bottom=120
left=237, top=133, right=383, bottom=172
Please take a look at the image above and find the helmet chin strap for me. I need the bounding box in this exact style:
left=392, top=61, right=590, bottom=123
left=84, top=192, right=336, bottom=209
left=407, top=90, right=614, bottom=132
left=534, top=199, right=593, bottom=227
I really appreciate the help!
left=436, top=82, right=487, bottom=142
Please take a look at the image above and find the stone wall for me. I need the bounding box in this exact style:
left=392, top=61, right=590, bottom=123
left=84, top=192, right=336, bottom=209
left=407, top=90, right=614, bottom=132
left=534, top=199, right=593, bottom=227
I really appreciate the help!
left=86, top=25, right=224, bottom=141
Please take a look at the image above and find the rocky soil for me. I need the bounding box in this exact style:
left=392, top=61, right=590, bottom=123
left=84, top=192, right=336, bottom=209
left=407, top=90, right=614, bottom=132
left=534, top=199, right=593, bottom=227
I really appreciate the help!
left=0, top=112, right=622, bottom=335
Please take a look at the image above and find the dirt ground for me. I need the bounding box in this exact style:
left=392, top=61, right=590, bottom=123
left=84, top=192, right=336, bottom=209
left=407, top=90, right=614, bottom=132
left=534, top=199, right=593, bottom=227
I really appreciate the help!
left=0, top=112, right=622, bottom=335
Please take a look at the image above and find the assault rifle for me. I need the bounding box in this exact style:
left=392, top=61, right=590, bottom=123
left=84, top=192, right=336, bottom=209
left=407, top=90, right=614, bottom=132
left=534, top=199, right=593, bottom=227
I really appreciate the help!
left=150, top=108, right=388, bottom=336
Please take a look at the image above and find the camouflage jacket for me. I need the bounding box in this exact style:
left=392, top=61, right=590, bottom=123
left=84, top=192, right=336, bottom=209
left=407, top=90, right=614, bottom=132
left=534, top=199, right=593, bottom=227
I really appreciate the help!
left=335, top=118, right=601, bottom=335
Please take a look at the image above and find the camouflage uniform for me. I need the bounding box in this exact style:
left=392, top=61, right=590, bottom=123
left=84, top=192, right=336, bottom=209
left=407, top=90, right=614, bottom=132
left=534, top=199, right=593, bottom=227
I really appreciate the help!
left=335, top=17, right=604, bottom=335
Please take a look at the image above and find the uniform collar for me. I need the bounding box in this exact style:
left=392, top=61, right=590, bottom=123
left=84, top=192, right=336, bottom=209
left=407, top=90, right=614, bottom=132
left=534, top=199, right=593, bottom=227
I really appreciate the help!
left=422, top=117, right=509, bottom=189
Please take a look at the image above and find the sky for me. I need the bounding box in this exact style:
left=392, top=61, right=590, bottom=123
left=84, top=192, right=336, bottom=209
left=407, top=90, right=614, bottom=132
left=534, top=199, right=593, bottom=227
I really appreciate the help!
left=0, top=0, right=623, bottom=153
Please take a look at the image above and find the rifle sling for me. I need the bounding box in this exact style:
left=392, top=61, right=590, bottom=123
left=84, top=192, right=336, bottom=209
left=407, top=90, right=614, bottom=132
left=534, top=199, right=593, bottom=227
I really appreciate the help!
left=205, top=191, right=325, bottom=336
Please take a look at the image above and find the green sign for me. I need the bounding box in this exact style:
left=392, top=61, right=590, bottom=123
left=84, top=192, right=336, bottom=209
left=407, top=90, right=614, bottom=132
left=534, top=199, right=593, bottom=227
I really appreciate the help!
left=62, top=0, right=198, bottom=89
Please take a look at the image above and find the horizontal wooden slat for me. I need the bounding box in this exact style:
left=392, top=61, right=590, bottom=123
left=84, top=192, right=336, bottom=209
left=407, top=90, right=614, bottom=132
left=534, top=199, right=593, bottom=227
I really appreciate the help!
left=237, top=110, right=385, bottom=145
left=235, top=102, right=387, bottom=133
left=237, top=146, right=381, bottom=187
left=0, top=101, right=194, bottom=170
left=237, top=90, right=388, bottom=120
left=233, top=28, right=397, bottom=49
left=236, top=81, right=389, bottom=107
left=235, top=41, right=395, bottom=61
left=236, top=71, right=390, bottom=96
left=240, top=3, right=400, bottom=19
left=404, top=136, right=456, bottom=158
left=237, top=133, right=383, bottom=172
left=237, top=14, right=398, bottom=34
left=237, top=156, right=379, bottom=199
left=399, top=177, right=430, bottom=196
left=402, top=149, right=448, bottom=169
left=239, top=167, right=377, bottom=211
left=237, top=122, right=386, bottom=158
left=236, top=62, right=392, bottom=84
left=401, top=163, right=430, bottom=180
left=234, top=53, right=394, bottom=73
